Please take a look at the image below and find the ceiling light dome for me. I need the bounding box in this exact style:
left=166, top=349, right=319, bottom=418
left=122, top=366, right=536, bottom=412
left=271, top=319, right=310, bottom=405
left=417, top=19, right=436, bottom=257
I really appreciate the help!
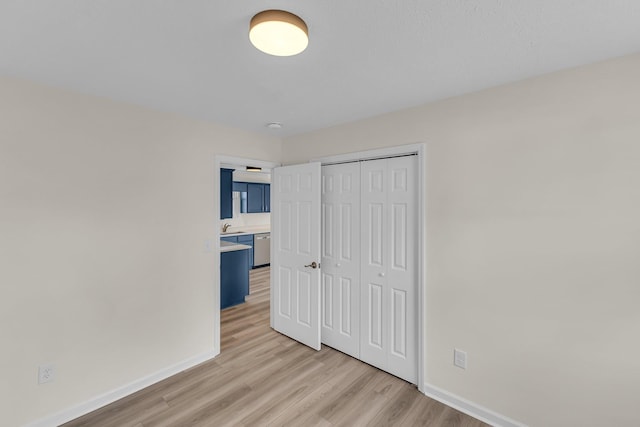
left=249, top=10, right=308, bottom=57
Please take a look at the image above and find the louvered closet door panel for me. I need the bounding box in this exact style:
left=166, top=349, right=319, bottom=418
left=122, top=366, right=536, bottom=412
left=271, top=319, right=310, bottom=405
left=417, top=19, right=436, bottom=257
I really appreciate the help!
left=321, top=163, right=361, bottom=358
left=360, top=156, right=417, bottom=384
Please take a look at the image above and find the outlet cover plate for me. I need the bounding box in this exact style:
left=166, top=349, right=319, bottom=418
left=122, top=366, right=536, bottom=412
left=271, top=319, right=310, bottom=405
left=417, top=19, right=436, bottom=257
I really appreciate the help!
left=454, top=349, right=467, bottom=369
left=38, top=364, right=55, bottom=384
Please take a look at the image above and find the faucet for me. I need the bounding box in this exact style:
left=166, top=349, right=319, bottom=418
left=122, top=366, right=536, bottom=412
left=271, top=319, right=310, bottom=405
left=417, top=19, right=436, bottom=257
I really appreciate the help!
left=222, top=223, right=231, bottom=232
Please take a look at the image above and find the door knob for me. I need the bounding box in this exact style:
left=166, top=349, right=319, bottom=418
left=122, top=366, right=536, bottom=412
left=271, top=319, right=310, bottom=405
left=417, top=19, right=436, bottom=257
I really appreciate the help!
left=304, top=261, right=319, bottom=269
left=378, top=272, right=385, bottom=277
left=335, top=263, right=341, bottom=268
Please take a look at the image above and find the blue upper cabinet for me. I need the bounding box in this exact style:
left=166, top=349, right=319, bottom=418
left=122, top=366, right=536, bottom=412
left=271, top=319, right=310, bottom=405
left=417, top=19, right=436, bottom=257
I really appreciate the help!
left=233, top=182, right=248, bottom=213
left=264, top=184, right=270, bottom=212
left=247, top=183, right=264, bottom=213
left=232, top=181, right=270, bottom=213
left=220, top=168, right=233, bottom=219
left=232, top=182, right=248, bottom=192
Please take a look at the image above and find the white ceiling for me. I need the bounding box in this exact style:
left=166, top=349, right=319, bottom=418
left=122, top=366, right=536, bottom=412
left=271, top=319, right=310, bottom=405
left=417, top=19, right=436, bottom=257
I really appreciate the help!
left=1, top=1, right=639, bottom=136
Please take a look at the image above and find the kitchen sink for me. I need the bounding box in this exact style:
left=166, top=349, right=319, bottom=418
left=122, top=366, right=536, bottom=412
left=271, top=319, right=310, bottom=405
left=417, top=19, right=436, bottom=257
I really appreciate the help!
left=222, top=230, right=245, bottom=235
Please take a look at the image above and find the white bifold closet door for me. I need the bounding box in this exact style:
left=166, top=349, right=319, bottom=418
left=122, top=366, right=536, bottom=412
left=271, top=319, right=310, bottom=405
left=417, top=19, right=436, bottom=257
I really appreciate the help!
left=360, top=156, right=417, bottom=383
left=321, top=163, right=361, bottom=358
left=321, top=155, right=417, bottom=384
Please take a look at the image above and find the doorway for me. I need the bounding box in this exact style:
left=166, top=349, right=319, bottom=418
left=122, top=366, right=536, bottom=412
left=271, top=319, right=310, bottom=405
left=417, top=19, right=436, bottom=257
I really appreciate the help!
left=214, top=155, right=280, bottom=353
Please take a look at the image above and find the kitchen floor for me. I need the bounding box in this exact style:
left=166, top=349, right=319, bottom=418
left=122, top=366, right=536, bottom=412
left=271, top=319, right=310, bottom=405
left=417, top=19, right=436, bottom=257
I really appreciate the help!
left=220, top=266, right=271, bottom=351
left=63, top=266, right=488, bottom=426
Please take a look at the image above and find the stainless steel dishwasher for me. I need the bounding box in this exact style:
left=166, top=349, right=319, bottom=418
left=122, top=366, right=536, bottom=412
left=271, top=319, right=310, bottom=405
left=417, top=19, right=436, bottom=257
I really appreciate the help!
left=253, top=232, right=270, bottom=267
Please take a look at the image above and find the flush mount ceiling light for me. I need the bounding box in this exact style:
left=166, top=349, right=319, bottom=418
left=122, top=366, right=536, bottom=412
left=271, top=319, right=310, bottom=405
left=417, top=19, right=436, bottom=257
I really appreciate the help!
left=246, top=166, right=262, bottom=172
left=249, top=10, right=308, bottom=56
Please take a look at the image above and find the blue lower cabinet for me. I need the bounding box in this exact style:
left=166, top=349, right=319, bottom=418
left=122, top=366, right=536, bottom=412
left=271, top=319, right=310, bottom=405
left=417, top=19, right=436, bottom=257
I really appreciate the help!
left=221, top=235, right=254, bottom=267
left=237, top=234, right=254, bottom=268
left=220, top=249, right=250, bottom=309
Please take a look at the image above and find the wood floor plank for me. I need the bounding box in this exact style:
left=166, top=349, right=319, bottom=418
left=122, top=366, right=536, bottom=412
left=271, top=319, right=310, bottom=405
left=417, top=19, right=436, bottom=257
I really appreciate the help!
left=399, top=390, right=449, bottom=425
left=366, top=382, right=421, bottom=427
left=63, top=266, right=489, bottom=427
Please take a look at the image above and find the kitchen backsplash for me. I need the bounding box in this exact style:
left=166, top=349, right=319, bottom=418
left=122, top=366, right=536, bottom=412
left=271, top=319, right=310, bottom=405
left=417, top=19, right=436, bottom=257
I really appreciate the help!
left=220, top=213, right=270, bottom=229
left=220, top=192, right=270, bottom=229
left=219, top=169, right=271, bottom=230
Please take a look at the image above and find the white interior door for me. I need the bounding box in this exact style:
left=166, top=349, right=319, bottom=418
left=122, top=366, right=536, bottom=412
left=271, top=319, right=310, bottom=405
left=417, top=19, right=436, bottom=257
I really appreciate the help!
left=271, top=162, right=322, bottom=350
left=360, top=156, right=418, bottom=383
left=320, top=163, right=361, bottom=358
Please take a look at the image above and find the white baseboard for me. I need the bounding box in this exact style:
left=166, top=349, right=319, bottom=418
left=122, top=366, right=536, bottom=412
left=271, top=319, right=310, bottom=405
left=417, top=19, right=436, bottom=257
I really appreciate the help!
left=422, top=383, right=527, bottom=427
left=27, top=350, right=219, bottom=427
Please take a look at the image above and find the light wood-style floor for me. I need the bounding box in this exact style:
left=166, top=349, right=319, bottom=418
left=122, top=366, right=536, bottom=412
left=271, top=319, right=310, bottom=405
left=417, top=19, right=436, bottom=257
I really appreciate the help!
left=64, top=267, right=488, bottom=426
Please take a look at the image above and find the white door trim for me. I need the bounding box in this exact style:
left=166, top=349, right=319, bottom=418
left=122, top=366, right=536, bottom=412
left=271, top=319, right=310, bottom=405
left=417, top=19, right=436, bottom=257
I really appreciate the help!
left=213, top=155, right=281, bottom=355
left=312, top=143, right=427, bottom=392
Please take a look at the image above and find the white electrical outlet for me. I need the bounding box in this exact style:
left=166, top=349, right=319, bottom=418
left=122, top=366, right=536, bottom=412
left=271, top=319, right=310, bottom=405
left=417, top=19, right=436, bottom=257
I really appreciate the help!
left=38, top=364, right=55, bottom=384
left=454, top=349, right=467, bottom=369
left=204, top=239, right=213, bottom=253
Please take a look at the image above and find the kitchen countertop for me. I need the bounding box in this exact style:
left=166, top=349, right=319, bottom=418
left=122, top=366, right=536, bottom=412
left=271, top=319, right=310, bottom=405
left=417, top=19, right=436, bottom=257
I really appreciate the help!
left=220, top=226, right=270, bottom=237
left=219, top=240, right=252, bottom=253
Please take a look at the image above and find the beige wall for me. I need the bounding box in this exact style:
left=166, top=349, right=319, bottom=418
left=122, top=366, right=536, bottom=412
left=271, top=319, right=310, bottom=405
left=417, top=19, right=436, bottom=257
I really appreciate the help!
left=0, top=76, right=281, bottom=426
left=282, top=54, right=640, bottom=427
left=3, top=52, right=640, bottom=427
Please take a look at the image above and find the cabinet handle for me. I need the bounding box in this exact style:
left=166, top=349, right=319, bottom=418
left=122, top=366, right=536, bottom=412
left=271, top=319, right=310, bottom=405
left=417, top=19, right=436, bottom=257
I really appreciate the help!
left=304, top=261, right=319, bottom=269
left=335, top=263, right=341, bottom=267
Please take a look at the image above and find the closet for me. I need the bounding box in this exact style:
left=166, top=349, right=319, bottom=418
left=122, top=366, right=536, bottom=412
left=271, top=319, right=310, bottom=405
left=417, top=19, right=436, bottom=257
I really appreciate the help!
left=320, top=155, right=418, bottom=384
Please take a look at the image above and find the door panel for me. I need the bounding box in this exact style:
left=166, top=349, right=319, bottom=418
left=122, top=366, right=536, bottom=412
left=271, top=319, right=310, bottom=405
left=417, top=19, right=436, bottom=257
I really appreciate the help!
left=322, top=202, right=333, bottom=259
left=297, top=201, right=312, bottom=255
left=322, top=274, right=333, bottom=328
left=360, top=160, right=389, bottom=369
left=297, top=270, right=312, bottom=326
left=391, top=288, right=407, bottom=357
left=368, top=203, right=384, bottom=266
left=320, top=163, right=361, bottom=358
left=279, top=201, right=292, bottom=251
left=340, top=278, right=352, bottom=335
left=392, top=204, right=408, bottom=270
left=278, top=266, right=292, bottom=318
left=368, top=282, right=384, bottom=349
left=340, top=204, right=353, bottom=260
left=271, top=163, right=322, bottom=350
left=386, top=156, right=417, bottom=382
left=360, top=156, right=417, bottom=384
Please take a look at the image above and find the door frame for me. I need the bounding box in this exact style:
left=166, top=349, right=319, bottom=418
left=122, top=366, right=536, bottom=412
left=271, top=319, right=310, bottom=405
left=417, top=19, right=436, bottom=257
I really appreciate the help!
left=311, top=142, right=426, bottom=392
left=213, top=155, right=281, bottom=354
